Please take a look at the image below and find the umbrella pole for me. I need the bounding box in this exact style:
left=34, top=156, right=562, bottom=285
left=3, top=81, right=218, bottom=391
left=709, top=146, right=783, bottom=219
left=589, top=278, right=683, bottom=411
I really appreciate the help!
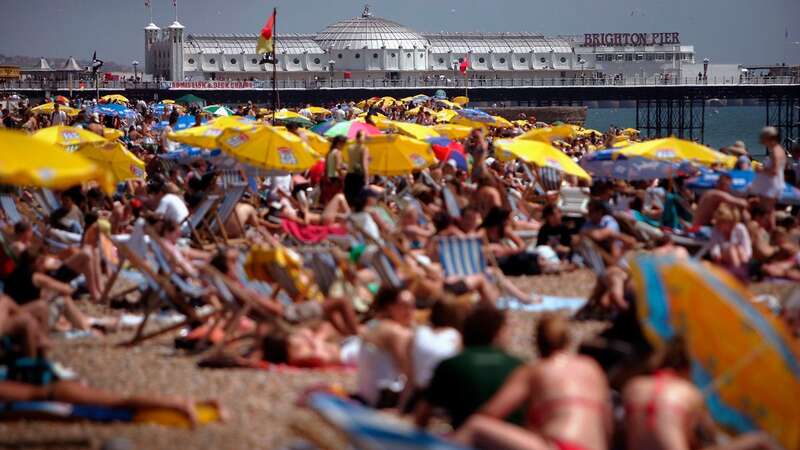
left=700, top=342, right=769, bottom=396
left=271, top=8, right=279, bottom=121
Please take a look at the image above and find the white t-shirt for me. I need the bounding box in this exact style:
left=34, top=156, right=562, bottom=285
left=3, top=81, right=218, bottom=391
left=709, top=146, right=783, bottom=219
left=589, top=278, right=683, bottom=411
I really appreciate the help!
left=710, top=222, right=752, bottom=262
left=411, top=326, right=461, bottom=388
left=156, top=193, right=189, bottom=225
left=51, top=110, right=67, bottom=125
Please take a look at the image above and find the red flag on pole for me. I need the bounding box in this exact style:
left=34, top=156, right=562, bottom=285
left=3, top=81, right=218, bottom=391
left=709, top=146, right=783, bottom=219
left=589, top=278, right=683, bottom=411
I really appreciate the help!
left=459, top=57, right=468, bottom=74
left=257, top=8, right=277, bottom=55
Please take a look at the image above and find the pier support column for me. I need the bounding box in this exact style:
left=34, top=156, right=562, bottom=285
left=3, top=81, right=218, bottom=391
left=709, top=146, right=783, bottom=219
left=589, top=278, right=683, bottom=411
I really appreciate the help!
left=635, top=97, right=705, bottom=143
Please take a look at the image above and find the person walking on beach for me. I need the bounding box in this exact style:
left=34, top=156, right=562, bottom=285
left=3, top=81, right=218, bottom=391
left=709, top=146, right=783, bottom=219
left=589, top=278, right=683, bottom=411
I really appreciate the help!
left=50, top=103, right=67, bottom=126
left=750, top=127, right=786, bottom=229
left=344, top=131, right=370, bottom=206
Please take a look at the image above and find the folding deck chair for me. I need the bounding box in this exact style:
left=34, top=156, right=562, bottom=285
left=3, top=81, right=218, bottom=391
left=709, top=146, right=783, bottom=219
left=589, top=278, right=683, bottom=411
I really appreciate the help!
left=306, top=392, right=472, bottom=450
left=436, top=236, right=490, bottom=279
left=0, top=194, right=70, bottom=252
left=442, top=185, right=461, bottom=219
left=207, top=185, right=247, bottom=245
left=180, top=194, right=220, bottom=248
left=558, top=187, right=590, bottom=218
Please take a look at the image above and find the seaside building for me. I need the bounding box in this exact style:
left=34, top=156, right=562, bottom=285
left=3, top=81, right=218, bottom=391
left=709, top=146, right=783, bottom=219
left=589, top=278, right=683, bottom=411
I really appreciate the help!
left=144, top=5, right=698, bottom=82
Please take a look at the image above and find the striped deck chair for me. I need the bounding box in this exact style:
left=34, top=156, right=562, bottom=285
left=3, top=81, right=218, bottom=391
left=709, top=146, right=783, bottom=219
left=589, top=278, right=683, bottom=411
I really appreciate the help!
left=576, top=238, right=608, bottom=276
left=437, top=236, right=488, bottom=279
left=370, top=250, right=404, bottom=290
left=208, top=185, right=247, bottom=244
left=302, top=250, right=339, bottom=297
left=442, top=185, right=461, bottom=219
left=181, top=194, right=220, bottom=247
left=307, top=392, right=471, bottom=450
left=558, top=187, right=590, bottom=218
left=0, top=195, right=69, bottom=251
left=539, top=166, right=563, bottom=192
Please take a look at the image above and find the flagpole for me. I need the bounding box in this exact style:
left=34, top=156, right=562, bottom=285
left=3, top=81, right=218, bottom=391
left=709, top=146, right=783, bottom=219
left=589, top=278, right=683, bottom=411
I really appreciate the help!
left=272, top=8, right=279, bottom=122
left=174, top=0, right=178, bottom=22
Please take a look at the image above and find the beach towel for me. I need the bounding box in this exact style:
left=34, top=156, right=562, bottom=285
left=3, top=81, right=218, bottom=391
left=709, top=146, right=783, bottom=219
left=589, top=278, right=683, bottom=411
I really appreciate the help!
left=281, top=220, right=347, bottom=244
left=497, top=296, right=587, bottom=313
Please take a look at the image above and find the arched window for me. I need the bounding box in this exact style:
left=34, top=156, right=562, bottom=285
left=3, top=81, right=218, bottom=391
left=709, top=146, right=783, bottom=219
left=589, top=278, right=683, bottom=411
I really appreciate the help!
left=251, top=58, right=258, bottom=64
left=209, top=58, right=215, bottom=64
left=478, top=57, right=485, bottom=63
left=539, top=57, right=546, bottom=63
left=313, top=58, right=321, bottom=64
left=519, top=57, right=526, bottom=63
left=230, top=58, right=237, bottom=64
left=337, top=53, right=343, bottom=59
left=355, top=53, right=360, bottom=59
left=293, top=58, right=300, bottom=64
left=560, top=57, right=567, bottom=63
left=187, top=58, right=195, bottom=64
left=499, top=58, right=506, bottom=64
left=373, top=53, right=379, bottom=59
left=406, top=53, right=411, bottom=58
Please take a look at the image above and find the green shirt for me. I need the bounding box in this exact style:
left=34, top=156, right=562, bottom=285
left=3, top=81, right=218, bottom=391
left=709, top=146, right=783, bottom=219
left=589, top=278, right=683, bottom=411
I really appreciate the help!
left=425, top=346, right=524, bottom=428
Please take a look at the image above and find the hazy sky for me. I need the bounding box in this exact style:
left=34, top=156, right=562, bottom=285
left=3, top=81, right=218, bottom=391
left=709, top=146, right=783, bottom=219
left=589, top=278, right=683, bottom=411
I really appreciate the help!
left=1, top=0, right=798, bottom=66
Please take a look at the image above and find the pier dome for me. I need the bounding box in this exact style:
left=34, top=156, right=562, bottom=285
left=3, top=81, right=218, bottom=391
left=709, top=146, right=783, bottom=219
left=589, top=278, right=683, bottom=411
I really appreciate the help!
left=314, top=5, right=429, bottom=50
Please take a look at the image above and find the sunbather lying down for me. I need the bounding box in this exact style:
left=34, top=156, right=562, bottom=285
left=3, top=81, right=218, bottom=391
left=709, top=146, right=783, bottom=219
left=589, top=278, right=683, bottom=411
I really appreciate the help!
left=0, top=378, right=223, bottom=428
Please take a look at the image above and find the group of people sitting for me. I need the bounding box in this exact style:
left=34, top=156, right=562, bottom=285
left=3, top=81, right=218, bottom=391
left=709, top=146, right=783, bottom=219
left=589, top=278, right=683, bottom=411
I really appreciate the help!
left=0, top=92, right=798, bottom=446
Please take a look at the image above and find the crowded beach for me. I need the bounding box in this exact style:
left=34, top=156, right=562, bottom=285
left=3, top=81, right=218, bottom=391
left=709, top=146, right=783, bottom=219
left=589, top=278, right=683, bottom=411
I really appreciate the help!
left=0, top=92, right=798, bottom=450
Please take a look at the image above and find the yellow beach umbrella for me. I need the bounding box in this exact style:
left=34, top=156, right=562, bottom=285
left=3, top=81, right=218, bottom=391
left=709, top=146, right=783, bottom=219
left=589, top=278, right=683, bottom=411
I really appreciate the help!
left=33, top=126, right=107, bottom=151
left=436, top=109, right=458, bottom=123
left=517, top=124, right=577, bottom=143
left=0, top=130, right=113, bottom=192
left=30, top=103, right=79, bottom=117
left=579, top=128, right=604, bottom=138
left=218, top=126, right=319, bottom=173
left=431, top=124, right=473, bottom=140
left=377, top=120, right=440, bottom=141
left=621, top=127, right=640, bottom=136
left=100, top=94, right=129, bottom=104
left=161, top=99, right=175, bottom=104
left=354, top=112, right=387, bottom=122
left=343, top=134, right=436, bottom=176
left=168, top=116, right=257, bottom=149
left=491, top=116, right=513, bottom=129
left=304, top=131, right=331, bottom=156
left=452, top=96, right=469, bottom=106
left=307, top=106, right=331, bottom=116
left=103, top=128, right=124, bottom=140
left=405, top=106, right=435, bottom=117
left=616, top=137, right=736, bottom=168
left=76, top=142, right=145, bottom=183
left=494, top=139, right=590, bottom=180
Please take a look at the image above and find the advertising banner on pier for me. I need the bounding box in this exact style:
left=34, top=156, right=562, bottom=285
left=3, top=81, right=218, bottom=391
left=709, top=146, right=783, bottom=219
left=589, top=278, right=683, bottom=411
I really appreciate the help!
left=162, top=80, right=266, bottom=90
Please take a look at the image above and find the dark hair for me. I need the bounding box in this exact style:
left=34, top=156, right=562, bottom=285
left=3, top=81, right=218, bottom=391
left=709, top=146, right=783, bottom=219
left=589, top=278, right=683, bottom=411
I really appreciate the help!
left=210, top=249, right=229, bottom=274
left=83, top=211, right=99, bottom=230
left=651, top=336, right=691, bottom=372
left=329, top=135, right=346, bottom=150
left=462, top=302, right=505, bottom=347
left=13, top=220, right=32, bottom=236
left=432, top=211, right=453, bottom=232
left=261, top=332, right=290, bottom=364
left=535, top=314, right=569, bottom=358
left=750, top=203, right=768, bottom=219
left=587, top=199, right=610, bottom=216
left=429, top=298, right=466, bottom=330
left=373, top=286, right=403, bottom=313
left=542, top=203, right=558, bottom=219
left=285, top=122, right=299, bottom=132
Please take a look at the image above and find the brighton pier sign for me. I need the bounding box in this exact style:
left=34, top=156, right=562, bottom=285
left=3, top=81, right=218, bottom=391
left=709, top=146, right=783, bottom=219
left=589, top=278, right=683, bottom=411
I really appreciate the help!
left=583, top=32, right=680, bottom=47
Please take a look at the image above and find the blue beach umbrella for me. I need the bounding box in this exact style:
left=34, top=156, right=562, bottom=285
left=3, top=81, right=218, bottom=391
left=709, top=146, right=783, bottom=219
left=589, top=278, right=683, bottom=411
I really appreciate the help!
left=580, top=149, right=697, bottom=181
left=687, top=170, right=800, bottom=205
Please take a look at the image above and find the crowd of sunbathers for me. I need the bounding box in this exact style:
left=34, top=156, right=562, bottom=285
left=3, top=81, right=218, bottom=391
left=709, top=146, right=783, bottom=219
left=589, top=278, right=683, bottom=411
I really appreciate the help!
left=1, top=94, right=799, bottom=447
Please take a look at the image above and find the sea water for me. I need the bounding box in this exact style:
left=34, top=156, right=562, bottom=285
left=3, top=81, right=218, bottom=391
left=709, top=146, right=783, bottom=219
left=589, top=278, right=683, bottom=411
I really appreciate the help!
left=585, top=106, right=768, bottom=157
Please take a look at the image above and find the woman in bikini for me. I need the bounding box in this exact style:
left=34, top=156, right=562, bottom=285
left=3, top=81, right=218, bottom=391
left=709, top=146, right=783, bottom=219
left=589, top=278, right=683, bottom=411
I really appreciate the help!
left=454, top=314, right=612, bottom=450
left=623, top=338, right=782, bottom=450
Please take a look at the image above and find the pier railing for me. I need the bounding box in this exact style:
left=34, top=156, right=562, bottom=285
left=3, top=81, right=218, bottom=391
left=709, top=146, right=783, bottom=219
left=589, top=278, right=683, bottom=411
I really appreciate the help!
left=1, top=75, right=797, bottom=91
